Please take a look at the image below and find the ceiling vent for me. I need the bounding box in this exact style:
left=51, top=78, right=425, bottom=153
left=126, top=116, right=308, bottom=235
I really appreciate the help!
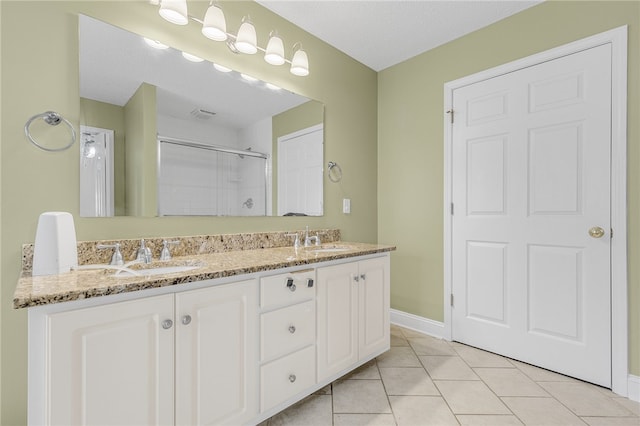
left=190, top=108, right=217, bottom=120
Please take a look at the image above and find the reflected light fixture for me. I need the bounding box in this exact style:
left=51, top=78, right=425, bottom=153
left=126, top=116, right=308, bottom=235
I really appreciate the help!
left=158, top=0, right=188, bottom=25
left=264, top=31, right=285, bottom=65
left=182, top=52, right=204, bottom=62
left=155, top=2, right=310, bottom=76
left=265, top=82, right=282, bottom=91
left=240, top=73, right=258, bottom=82
left=235, top=16, right=258, bottom=54
left=213, top=63, right=232, bottom=73
left=290, top=43, right=309, bottom=77
left=144, top=38, right=170, bottom=50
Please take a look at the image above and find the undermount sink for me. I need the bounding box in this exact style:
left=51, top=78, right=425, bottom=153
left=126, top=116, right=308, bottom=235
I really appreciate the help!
left=310, top=246, right=350, bottom=253
left=114, top=265, right=201, bottom=277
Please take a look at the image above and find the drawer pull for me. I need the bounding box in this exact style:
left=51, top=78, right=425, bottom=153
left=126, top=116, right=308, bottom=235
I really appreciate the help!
left=289, top=374, right=297, bottom=383
left=181, top=315, right=192, bottom=325
left=307, top=278, right=314, bottom=287
left=161, top=319, right=173, bottom=330
left=354, top=275, right=360, bottom=283
left=286, top=278, right=296, bottom=292
left=288, top=325, right=296, bottom=334
left=360, top=274, right=366, bottom=281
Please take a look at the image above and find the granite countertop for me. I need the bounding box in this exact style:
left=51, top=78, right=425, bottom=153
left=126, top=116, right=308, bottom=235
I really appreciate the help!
left=14, top=242, right=395, bottom=309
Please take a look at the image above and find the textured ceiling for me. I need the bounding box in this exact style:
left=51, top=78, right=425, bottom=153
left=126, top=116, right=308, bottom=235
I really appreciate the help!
left=257, top=0, right=543, bottom=71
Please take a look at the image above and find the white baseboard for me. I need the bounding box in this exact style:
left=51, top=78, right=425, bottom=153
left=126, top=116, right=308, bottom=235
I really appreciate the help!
left=628, top=374, right=640, bottom=402
left=390, top=309, right=445, bottom=339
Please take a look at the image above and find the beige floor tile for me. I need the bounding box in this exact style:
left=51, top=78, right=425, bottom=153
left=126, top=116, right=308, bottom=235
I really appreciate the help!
left=379, top=367, right=440, bottom=395
left=343, top=359, right=381, bottom=380
left=612, top=398, right=640, bottom=416
left=409, top=336, right=457, bottom=356
left=389, top=396, right=458, bottom=426
left=581, top=417, right=640, bottom=425
left=376, top=346, right=422, bottom=368
left=267, top=395, right=332, bottom=426
left=399, top=327, right=428, bottom=339
left=540, top=382, right=635, bottom=417
left=502, top=397, right=587, bottom=425
left=452, top=343, right=514, bottom=368
left=474, top=368, right=549, bottom=397
left=456, top=414, right=524, bottom=425
left=333, top=379, right=392, bottom=414
left=390, top=334, right=410, bottom=347
left=510, top=359, right=576, bottom=382
left=420, top=356, right=480, bottom=380
left=390, top=324, right=405, bottom=337
left=435, top=380, right=511, bottom=414
left=334, top=413, right=397, bottom=426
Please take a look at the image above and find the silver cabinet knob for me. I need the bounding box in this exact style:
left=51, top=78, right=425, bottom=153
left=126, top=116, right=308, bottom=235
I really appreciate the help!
left=354, top=276, right=360, bottom=282
left=289, top=325, right=296, bottom=334
left=162, top=319, right=173, bottom=329
left=182, top=315, right=192, bottom=325
left=286, top=278, right=297, bottom=292
left=289, top=374, right=297, bottom=383
left=360, top=274, right=366, bottom=280
left=589, top=226, right=605, bottom=238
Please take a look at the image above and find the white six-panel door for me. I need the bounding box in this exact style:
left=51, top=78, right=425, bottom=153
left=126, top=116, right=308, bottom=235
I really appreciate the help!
left=451, top=44, right=612, bottom=387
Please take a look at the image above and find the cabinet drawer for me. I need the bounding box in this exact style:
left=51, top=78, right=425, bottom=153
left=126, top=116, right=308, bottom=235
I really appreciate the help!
left=261, top=300, right=315, bottom=362
left=261, top=269, right=316, bottom=309
left=260, top=345, right=316, bottom=413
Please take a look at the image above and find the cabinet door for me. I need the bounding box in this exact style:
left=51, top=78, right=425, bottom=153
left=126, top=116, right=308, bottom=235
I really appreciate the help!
left=47, top=294, right=175, bottom=426
left=358, top=257, right=391, bottom=359
left=175, top=280, right=258, bottom=426
left=317, top=262, right=359, bottom=381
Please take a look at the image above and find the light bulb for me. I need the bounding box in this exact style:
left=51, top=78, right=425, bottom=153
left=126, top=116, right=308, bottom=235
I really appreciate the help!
left=290, top=45, right=309, bottom=76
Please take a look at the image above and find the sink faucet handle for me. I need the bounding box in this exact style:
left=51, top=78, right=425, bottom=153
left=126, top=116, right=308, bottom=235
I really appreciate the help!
left=286, top=233, right=301, bottom=249
left=96, top=243, right=124, bottom=266
left=160, top=240, right=180, bottom=261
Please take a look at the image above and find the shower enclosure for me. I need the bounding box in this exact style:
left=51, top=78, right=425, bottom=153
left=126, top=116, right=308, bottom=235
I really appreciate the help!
left=158, top=136, right=269, bottom=216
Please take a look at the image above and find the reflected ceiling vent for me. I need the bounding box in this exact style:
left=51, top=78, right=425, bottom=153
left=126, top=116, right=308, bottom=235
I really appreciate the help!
left=190, top=108, right=217, bottom=120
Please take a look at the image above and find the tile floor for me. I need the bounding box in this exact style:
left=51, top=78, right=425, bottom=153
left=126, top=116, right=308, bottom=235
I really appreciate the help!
left=264, top=325, right=640, bottom=426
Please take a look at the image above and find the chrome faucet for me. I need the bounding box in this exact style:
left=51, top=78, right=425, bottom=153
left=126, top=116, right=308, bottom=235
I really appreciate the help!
left=304, top=226, right=320, bottom=247
left=136, top=239, right=152, bottom=264
left=96, top=243, right=123, bottom=266
left=160, top=240, right=180, bottom=261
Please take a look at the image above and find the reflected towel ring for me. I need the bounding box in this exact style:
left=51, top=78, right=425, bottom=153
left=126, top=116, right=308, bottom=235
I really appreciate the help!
left=327, top=161, right=342, bottom=183
left=24, top=111, right=76, bottom=152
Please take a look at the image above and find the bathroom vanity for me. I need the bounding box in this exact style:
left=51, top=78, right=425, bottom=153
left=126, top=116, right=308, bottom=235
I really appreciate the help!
left=14, top=230, right=394, bottom=425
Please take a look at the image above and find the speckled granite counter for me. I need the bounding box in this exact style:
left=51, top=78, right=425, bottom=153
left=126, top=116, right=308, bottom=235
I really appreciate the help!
left=14, top=241, right=395, bottom=309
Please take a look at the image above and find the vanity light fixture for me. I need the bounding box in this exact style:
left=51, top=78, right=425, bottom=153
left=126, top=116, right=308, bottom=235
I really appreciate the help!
left=144, top=38, right=170, bottom=49
left=264, top=31, right=285, bottom=65
left=290, top=43, right=310, bottom=77
left=201, top=3, right=227, bottom=41
left=154, top=0, right=310, bottom=76
left=235, top=16, right=258, bottom=54
left=182, top=51, right=204, bottom=62
left=158, top=0, right=188, bottom=25
left=240, top=73, right=258, bottom=82
left=265, top=82, right=282, bottom=91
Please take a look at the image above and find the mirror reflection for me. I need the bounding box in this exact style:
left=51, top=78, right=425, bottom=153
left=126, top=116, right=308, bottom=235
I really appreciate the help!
left=79, top=15, right=324, bottom=217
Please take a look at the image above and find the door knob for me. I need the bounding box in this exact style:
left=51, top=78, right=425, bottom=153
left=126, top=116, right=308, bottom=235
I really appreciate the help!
left=588, top=227, right=605, bottom=239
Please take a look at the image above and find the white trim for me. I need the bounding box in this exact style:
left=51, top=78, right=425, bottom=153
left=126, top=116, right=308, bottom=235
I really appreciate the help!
left=628, top=375, right=640, bottom=402
left=443, top=26, right=628, bottom=395
left=390, top=309, right=444, bottom=339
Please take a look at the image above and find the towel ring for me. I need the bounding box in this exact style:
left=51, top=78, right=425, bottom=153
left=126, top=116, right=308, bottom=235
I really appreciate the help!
left=24, top=111, right=76, bottom=152
left=327, top=161, right=342, bottom=183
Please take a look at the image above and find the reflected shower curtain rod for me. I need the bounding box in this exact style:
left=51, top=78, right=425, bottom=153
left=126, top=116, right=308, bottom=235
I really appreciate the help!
left=158, top=135, right=268, bottom=159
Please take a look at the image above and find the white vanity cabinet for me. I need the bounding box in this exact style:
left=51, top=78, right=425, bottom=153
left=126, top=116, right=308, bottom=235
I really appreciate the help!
left=317, top=256, right=390, bottom=382
left=259, top=269, right=317, bottom=413
left=31, top=279, right=258, bottom=426
left=45, top=294, right=175, bottom=425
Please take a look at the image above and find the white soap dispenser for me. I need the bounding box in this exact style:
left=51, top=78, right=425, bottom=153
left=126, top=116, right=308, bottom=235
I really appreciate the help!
left=32, top=212, right=78, bottom=276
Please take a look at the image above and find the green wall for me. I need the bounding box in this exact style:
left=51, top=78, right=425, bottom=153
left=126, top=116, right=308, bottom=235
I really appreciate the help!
left=0, top=1, right=377, bottom=423
left=378, top=0, right=639, bottom=374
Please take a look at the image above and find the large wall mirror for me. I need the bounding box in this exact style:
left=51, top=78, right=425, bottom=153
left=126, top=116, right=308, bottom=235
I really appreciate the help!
left=79, top=15, right=324, bottom=218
